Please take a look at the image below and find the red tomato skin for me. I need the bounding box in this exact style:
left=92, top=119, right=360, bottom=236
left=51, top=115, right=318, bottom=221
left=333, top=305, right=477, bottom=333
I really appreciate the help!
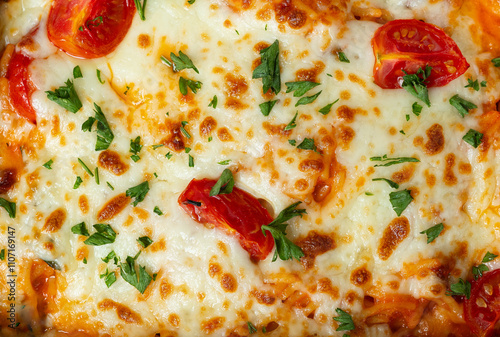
left=372, top=19, right=469, bottom=89
left=47, top=0, right=135, bottom=59
left=6, top=51, right=36, bottom=123
left=178, top=178, right=275, bottom=261
left=464, top=269, right=500, bottom=337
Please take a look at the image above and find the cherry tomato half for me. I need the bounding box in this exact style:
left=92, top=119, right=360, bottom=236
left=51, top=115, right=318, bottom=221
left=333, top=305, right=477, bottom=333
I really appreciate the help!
left=6, top=50, right=36, bottom=123
left=372, top=19, right=469, bottom=89
left=464, top=269, right=500, bottom=337
left=178, top=178, right=274, bottom=261
left=47, top=0, right=135, bottom=59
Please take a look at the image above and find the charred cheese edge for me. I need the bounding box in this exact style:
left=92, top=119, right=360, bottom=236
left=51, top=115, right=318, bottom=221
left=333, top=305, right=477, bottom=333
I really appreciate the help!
left=1, top=0, right=500, bottom=336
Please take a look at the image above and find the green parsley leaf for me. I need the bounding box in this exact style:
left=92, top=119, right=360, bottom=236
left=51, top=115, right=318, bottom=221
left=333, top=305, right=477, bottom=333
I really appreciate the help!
left=73, top=176, right=83, bottom=189
left=295, top=90, right=322, bottom=107
left=169, top=51, right=199, bottom=73
left=297, top=138, right=317, bottom=152
left=94, top=167, right=100, bottom=185
left=412, top=102, right=422, bottom=116
left=160, top=55, right=172, bottom=67
left=179, top=77, right=202, bottom=95
left=100, top=269, right=117, bottom=288
left=261, top=202, right=306, bottom=262
left=83, top=257, right=87, bottom=264
left=137, top=236, right=153, bottom=248
left=46, top=79, right=83, bottom=113
left=492, top=57, right=500, bottom=67
left=93, top=103, right=114, bottom=151
left=472, top=264, right=489, bottom=280
left=465, top=78, right=480, bottom=91
left=152, top=144, right=164, bottom=150
left=0, top=197, right=16, bottom=218
left=134, top=0, right=147, bottom=20
left=284, top=112, right=298, bottom=131
left=401, top=66, right=432, bottom=107
left=210, top=169, right=234, bottom=196
left=120, top=255, right=152, bottom=294
left=420, top=223, right=444, bottom=244
left=406, top=114, right=410, bottom=121
left=78, top=158, right=94, bottom=177
left=449, top=94, right=477, bottom=117
left=319, top=99, right=339, bottom=115
left=218, top=159, right=231, bottom=165
left=82, top=117, right=96, bottom=132
left=288, top=139, right=296, bottom=146
left=370, top=155, right=420, bottom=167
left=126, top=181, right=150, bottom=206
left=389, top=189, right=413, bottom=216
left=153, top=206, right=163, bottom=215
left=188, top=154, right=194, bottom=167
left=399, top=130, right=406, bottom=135
left=43, top=159, right=53, bottom=169
left=166, top=152, right=173, bottom=159
left=247, top=322, right=257, bottom=334
left=462, top=129, right=483, bottom=148
left=209, top=95, right=218, bottom=108
left=334, top=308, right=355, bottom=331
left=130, top=136, right=142, bottom=157
left=188, top=0, right=196, bottom=4
left=180, top=121, right=191, bottom=139
left=365, top=192, right=374, bottom=196
left=372, top=178, right=399, bottom=189
left=259, top=100, right=278, bottom=116
left=184, top=147, right=191, bottom=153
left=73, top=66, right=83, bottom=79
left=484, top=252, right=498, bottom=262
left=102, top=250, right=117, bottom=264
left=252, top=40, right=281, bottom=94
left=337, top=51, right=350, bottom=63
left=71, top=222, right=90, bottom=236
left=481, top=80, right=487, bottom=87
left=446, top=278, right=471, bottom=299
left=96, top=69, right=105, bottom=84
left=0, top=249, right=4, bottom=261
left=107, top=182, right=114, bottom=190
left=285, top=81, right=320, bottom=97
left=84, top=224, right=117, bottom=246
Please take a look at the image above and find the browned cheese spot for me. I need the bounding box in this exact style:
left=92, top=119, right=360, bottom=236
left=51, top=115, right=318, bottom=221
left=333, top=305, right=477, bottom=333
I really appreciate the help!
left=424, top=169, right=436, bottom=188
left=98, top=299, right=142, bottom=324
left=217, top=127, right=234, bottom=141
left=350, top=266, right=372, bottom=287
left=200, top=116, right=217, bottom=137
left=336, top=105, right=364, bottom=123
left=160, top=278, right=173, bottom=300
left=51, top=115, right=61, bottom=137
left=138, top=34, right=151, bottom=48
left=262, top=122, right=293, bottom=137
left=43, top=208, right=66, bottom=233
left=224, top=73, right=248, bottom=97
left=76, top=246, right=88, bottom=261
left=252, top=289, right=276, bottom=305
left=443, top=153, right=457, bottom=186
left=295, top=62, right=325, bottom=82
left=78, top=195, right=89, bottom=214
left=168, top=313, right=180, bottom=328
left=0, top=168, right=16, bottom=194
left=161, top=122, right=186, bottom=152
left=378, top=217, right=410, bottom=261
left=273, top=0, right=309, bottom=29
left=201, top=317, right=225, bottom=334
left=458, top=162, right=472, bottom=175
left=98, top=150, right=129, bottom=176
left=294, top=179, right=309, bottom=191
left=348, top=73, right=366, bottom=87
left=209, top=262, right=222, bottom=278
left=391, top=164, right=415, bottom=184
left=97, top=193, right=131, bottom=221
left=338, top=125, right=355, bottom=150
left=221, top=273, right=238, bottom=292
left=299, top=159, right=324, bottom=172
left=296, top=231, right=335, bottom=269
left=317, top=278, right=339, bottom=298
left=424, top=124, right=444, bottom=155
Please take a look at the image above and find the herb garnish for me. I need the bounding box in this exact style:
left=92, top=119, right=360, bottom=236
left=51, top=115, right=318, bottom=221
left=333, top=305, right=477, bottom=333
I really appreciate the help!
left=261, top=202, right=306, bottom=261
left=130, top=136, right=143, bottom=162
left=78, top=158, right=94, bottom=177
left=84, top=224, right=117, bottom=246
left=218, top=160, right=231, bottom=165
left=43, top=159, right=53, bottom=169
left=337, top=52, right=350, bottom=63
left=46, top=80, right=82, bottom=113
left=295, top=91, right=322, bottom=107
left=319, top=99, right=339, bottom=115
left=180, top=121, right=191, bottom=138
left=100, top=269, right=117, bottom=288
left=285, top=81, right=320, bottom=97
left=333, top=308, right=355, bottom=331
left=492, top=57, right=500, bottom=67
left=259, top=100, right=278, bottom=116
left=126, top=181, right=150, bottom=206
left=462, top=129, right=483, bottom=148
left=134, top=0, right=147, bottom=20
left=0, top=198, right=16, bottom=218
left=209, top=95, right=218, bottom=108
left=297, top=138, right=317, bottom=152
left=284, top=112, right=298, bottom=131
left=137, top=236, right=153, bottom=248
left=73, top=66, right=83, bottom=79
left=412, top=102, right=422, bottom=116
left=71, top=222, right=90, bottom=236
left=93, top=103, right=114, bottom=151
left=73, top=176, right=83, bottom=189
left=472, top=252, right=498, bottom=280
left=372, top=178, right=399, bottom=189
left=401, top=66, right=432, bottom=107
left=420, top=223, right=444, bottom=243
left=167, top=51, right=199, bottom=73
left=153, top=206, right=163, bottom=215
left=96, top=69, right=105, bottom=84
left=209, top=169, right=234, bottom=196
left=252, top=40, right=281, bottom=94
left=179, top=77, right=202, bottom=95
left=0, top=249, right=4, bottom=260
left=370, top=155, right=420, bottom=167
left=449, top=95, right=477, bottom=117
left=119, top=253, right=153, bottom=294
left=446, top=279, right=471, bottom=299
left=389, top=189, right=413, bottom=216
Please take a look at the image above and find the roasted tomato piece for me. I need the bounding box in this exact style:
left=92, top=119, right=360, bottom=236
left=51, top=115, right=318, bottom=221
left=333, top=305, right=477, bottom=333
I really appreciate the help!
left=47, top=0, right=135, bottom=58
left=5, top=49, right=36, bottom=123
left=178, top=178, right=274, bottom=261
left=372, top=19, right=469, bottom=89
left=464, top=269, right=500, bottom=337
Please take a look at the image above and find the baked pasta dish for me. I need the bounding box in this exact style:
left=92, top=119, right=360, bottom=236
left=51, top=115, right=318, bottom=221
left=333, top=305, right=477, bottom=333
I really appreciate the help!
left=2, top=0, right=500, bottom=336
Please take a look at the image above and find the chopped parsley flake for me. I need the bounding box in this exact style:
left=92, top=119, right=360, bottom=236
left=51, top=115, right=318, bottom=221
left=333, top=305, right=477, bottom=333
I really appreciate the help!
left=73, top=66, right=83, bottom=79
left=153, top=206, right=163, bottom=215
left=297, top=138, right=317, bottom=152
left=446, top=278, right=471, bottom=299
left=462, top=129, right=483, bottom=148
left=492, top=57, right=500, bottom=67
left=285, top=81, right=320, bottom=97
left=370, top=155, right=420, bottom=167
left=96, top=69, right=105, bottom=84
left=218, top=159, right=231, bottom=165
left=73, top=176, right=83, bottom=189
left=465, top=78, right=481, bottom=91
left=119, top=254, right=152, bottom=294
left=372, top=178, right=399, bottom=189
left=126, top=181, right=150, bottom=206
left=137, top=236, right=153, bottom=248
left=319, top=99, right=339, bottom=115
left=93, top=103, right=114, bottom=151
left=334, top=308, right=355, bottom=331
left=259, top=100, right=278, bottom=116
left=389, top=189, right=413, bottom=216
left=449, top=94, right=477, bottom=117
left=100, top=269, right=117, bottom=288
left=420, top=223, right=444, bottom=244
left=210, top=169, right=234, bottom=196
left=252, top=40, right=281, bottom=94
left=71, top=222, right=90, bottom=236
left=130, top=136, right=143, bottom=162
left=401, top=66, right=432, bottom=107
left=284, top=112, right=298, bottom=131
left=82, top=117, right=96, bottom=132
left=46, top=79, right=82, bottom=113
left=0, top=249, right=4, bottom=261
left=208, top=95, right=218, bottom=108
left=188, top=154, right=194, bottom=167
left=412, top=102, right=422, bottom=116
left=247, top=322, right=257, bottom=334
left=288, top=139, right=296, bottom=146
left=168, top=51, right=199, bottom=73
left=295, top=90, right=322, bottom=107
left=84, top=224, right=117, bottom=246
left=43, top=159, right=53, bottom=169
left=337, top=51, right=350, bottom=63
left=166, top=152, right=173, bottom=159
left=179, top=77, right=202, bottom=95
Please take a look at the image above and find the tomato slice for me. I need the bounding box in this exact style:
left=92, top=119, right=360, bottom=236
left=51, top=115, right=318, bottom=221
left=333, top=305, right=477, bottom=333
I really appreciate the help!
left=464, top=269, right=500, bottom=336
left=5, top=50, right=36, bottom=123
left=178, top=178, right=275, bottom=261
left=372, top=19, right=469, bottom=89
left=47, top=0, right=135, bottom=59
